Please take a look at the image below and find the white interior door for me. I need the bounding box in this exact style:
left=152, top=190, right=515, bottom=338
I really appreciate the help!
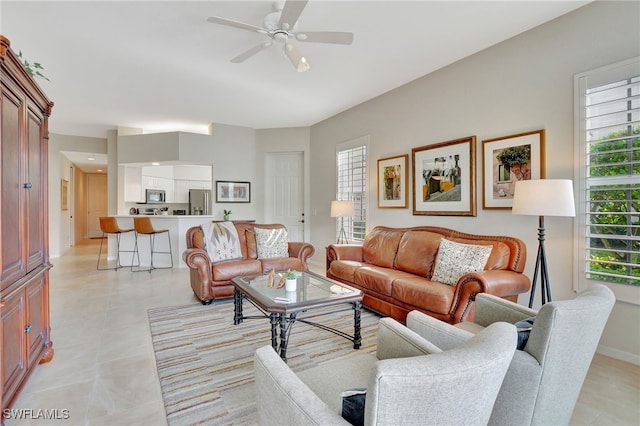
left=86, top=174, right=108, bottom=238
left=265, top=152, right=304, bottom=241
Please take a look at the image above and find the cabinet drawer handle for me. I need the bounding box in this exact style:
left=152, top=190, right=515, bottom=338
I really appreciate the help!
left=23, top=182, right=32, bottom=189
left=24, top=324, right=32, bottom=333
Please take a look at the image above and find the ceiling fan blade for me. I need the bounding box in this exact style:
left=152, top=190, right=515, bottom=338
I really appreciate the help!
left=296, top=31, right=354, bottom=45
left=278, top=0, right=309, bottom=30
left=284, top=43, right=310, bottom=72
left=231, top=42, right=272, bottom=63
left=207, top=16, right=266, bottom=34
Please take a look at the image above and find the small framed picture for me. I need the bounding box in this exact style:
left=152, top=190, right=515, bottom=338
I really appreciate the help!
left=482, top=129, right=546, bottom=209
left=61, top=179, right=69, bottom=211
left=216, top=181, right=251, bottom=203
left=378, top=154, right=409, bottom=208
left=412, top=136, right=477, bottom=216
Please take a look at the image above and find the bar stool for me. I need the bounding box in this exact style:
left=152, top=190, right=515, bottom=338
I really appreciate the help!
left=97, top=217, right=139, bottom=271
left=131, top=217, right=173, bottom=273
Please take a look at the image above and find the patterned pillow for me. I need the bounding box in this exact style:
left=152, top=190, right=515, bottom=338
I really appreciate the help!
left=203, top=221, right=243, bottom=263
left=431, top=238, right=493, bottom=285
left=255, top=227, right=289, bottom=259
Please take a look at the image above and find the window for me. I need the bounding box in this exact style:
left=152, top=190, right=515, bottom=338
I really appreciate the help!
left=336, top=136, right=368, bottom=242
left=574, top=57, right=640, bottom=303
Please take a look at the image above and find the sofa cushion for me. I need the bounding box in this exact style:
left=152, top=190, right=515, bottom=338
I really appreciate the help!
left=329, top=260, right=364, bottom=283
left=395, top=231, right=443, bottom=277
left=203, top=221, right=243, bottom=263
left=211, top=259, right=262, bottom=281
left=354, top=266, right=416, bottom=296
left=451, top=237, right=510, bottom=270
left=260, top=257, right=304, bottom=273
left=432, top=238, right=493, bottom=285
left=255, top=227, right=289, bottom=258
left=362, top=228, right=404, bottom=268
left=392, top=277, right=455, bottom=314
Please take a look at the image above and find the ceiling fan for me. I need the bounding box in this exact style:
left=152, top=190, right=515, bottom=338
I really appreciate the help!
left=207, top=0, right=354, bottom=72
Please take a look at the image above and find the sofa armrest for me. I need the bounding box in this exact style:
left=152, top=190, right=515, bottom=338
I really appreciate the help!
left=326, top=244, right=364, bottom=270
left=473, top=293, right=538, bottom=327
left=182, top=248, right=213, bottom=299
left=288, top=242, right=316, bottom=269
left=405, top=310, right=473, bottom=351
left=254, top=346, right=348, bottom=426
left=449, top=270, right=532, bottom=323
left=468, top=270, right=532, bottom=297
left=376, top=317, right=443, bottom=360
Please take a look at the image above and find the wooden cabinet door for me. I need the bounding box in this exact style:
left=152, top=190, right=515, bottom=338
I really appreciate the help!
left=0, top=83, right=27, bottom=289
left=1, top=290, right=27, bottom=409
left=25, top=104, right=46, bottom=273
left=25, top=275, right=46, bottom=367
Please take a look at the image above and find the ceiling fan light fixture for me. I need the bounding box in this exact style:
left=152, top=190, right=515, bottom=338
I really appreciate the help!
left=297, top=57, right=310, bottom=72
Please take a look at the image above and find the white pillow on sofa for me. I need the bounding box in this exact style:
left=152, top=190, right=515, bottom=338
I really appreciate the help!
left=203, top=221, right=243, bottom=263
left=431, top=238, right=492, bottom=285
left=255, top=227, right=289, bottom=258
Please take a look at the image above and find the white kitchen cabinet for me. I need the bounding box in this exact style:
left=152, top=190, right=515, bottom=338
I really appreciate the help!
left=174, top=180, right=190, bottom=203
left=174, top=179, right=212, bottom=203
left=123, top=167, right=143, bottom=202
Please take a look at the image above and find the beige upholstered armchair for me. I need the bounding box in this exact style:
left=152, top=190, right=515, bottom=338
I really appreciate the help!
left=405, top=284, right=615, bottom=425
left=253, top=317, right=517, bottom=425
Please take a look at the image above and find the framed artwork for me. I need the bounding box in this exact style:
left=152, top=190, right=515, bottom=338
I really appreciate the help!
left=412, top=136, right=476, bottom=216
left=216, top=180, right=251, bottom=203
left=482, top=129, right=545, bottom=209
left=61, top=179, right=69, bottom=211
left=378, top=154, right=409, bottom=208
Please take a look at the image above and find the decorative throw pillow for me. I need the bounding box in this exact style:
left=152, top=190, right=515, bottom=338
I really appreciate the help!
left=431, top=238, right=493, bottom=285
left=341, top=388, right=366, bottom=426
left=203, top=221, right=243, bottom=263
left=515, top=316, right=536, bottom=350
left=254, top=227, right=289, bottom=258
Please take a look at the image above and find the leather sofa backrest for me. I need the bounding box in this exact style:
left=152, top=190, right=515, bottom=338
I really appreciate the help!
left=395, top=230, right=442, bottom=278
left=449, top=237, right=510, bottom=271
left=364, top=226, right=527, bottom=275
left=185, top=222, right=288, bottom=260
left=235, top=223, right=287, bottom=259
left=362, top=227, right=404, bottom=268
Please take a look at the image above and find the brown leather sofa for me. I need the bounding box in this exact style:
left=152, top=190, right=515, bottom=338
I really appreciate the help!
left=183, top=223, right=315, bottom=304
left=326, top=226, right=530, bottom=324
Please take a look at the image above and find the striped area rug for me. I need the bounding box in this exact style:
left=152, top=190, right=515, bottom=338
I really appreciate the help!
left=148, top=300, right=381, bottom=425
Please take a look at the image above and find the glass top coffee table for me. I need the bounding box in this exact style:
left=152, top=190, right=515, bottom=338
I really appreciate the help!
left=231, top=270, right=363, bottom=363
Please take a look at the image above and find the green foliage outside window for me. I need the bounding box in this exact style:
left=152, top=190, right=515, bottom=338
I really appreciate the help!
left=587, top=127, right=640, bottom=286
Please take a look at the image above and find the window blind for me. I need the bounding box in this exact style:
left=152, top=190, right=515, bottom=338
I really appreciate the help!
left=582, top=74, right=639, bottom=286
left=337, top=144, right=367, bottom=242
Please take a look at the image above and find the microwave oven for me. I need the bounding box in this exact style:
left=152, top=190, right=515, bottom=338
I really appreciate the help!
left=145, top=189, right=166, bottom=204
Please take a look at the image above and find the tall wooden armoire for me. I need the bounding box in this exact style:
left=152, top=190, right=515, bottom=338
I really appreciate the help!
left=0, top=35, right=54, bottom=413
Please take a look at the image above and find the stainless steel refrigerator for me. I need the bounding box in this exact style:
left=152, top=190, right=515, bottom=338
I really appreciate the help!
left=189, top=189, right=212, bottom=215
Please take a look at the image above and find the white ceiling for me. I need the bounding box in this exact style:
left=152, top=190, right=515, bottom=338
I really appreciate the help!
left=2, top=0, right=590, bottom=173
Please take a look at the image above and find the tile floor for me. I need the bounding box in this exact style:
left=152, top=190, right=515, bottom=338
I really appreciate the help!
left=5, top=239, right=640, bottom=425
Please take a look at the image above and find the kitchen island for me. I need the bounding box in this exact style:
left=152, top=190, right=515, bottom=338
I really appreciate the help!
left=108, top=215, right=216, bottom=269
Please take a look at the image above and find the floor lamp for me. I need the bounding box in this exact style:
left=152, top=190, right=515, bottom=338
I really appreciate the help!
left=331, top=200, right=354, bottom=244
left=512, top=179, right=576, bottom=308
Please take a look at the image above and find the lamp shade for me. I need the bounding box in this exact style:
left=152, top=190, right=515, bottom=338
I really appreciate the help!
left=512, top=179, right=576, bottom=217
left=330, top=200, right=354, bottom=217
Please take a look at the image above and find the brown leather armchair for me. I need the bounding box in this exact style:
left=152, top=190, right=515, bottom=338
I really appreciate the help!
left=183, top=223, right=315, bottom=304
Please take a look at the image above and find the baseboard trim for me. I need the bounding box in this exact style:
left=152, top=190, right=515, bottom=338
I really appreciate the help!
left=597, top=344, right=640, bottom=365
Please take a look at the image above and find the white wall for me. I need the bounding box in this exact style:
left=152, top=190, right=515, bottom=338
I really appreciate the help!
left=115, top=124, right=258, bottom=220
left=309, top=1, right=640, bottom=363
left=48, top=133, right=107, bottom=257
left=255, top=127, right=311, bottom=230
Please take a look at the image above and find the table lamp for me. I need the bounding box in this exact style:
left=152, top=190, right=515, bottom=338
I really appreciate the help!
left=512, top=179, right=576, bottom=308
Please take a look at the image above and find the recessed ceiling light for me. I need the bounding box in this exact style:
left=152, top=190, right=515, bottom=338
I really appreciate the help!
left=151, top=162, right=160, bottom=166
left=88, top=157, right=95, bottom=161
left=97, top=169, right=103, bottom=172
